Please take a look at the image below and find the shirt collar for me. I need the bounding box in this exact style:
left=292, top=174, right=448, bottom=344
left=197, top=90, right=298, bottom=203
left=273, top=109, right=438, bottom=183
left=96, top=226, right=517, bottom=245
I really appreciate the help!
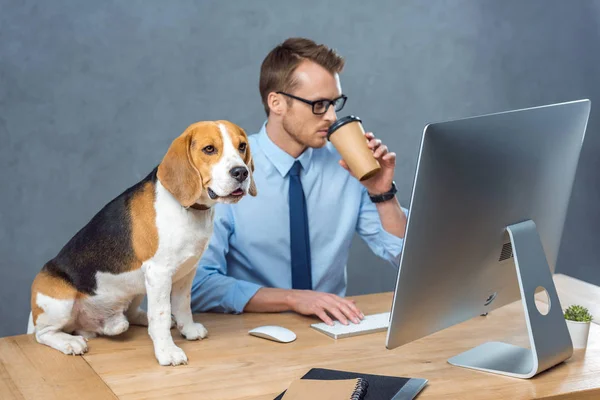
left=257, top=121, right=313, bottom=177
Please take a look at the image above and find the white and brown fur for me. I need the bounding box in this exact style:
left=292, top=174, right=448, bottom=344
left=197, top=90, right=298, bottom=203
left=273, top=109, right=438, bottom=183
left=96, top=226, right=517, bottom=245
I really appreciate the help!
left=27, top=120, right=256, bottom=366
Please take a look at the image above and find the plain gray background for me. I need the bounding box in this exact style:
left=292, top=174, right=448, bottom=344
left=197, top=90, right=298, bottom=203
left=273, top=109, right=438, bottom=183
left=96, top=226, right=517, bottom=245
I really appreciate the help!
left=1, top=0, right=599, bottom=338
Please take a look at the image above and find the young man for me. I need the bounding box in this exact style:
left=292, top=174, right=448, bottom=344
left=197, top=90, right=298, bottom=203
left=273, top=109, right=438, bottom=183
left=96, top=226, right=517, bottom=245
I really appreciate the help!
left=190, top=37, right=407, bottom=326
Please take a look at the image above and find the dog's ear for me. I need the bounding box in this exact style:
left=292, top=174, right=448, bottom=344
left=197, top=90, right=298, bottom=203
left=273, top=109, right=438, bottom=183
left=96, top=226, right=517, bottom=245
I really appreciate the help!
left=247, top=156, right=257, bottom=197
left=241, top=128, right=258, bottom=197
left=157, top=131, right=203, bottom=207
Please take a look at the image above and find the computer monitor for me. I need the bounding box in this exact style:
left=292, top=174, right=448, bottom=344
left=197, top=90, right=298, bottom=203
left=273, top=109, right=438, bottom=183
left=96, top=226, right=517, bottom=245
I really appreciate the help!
left=385, top=99, right=591, bottom=379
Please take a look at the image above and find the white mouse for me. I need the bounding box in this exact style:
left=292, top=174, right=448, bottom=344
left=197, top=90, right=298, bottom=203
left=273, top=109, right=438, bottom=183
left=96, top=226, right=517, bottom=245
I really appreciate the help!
left=248, top=325, right=297, bottom=343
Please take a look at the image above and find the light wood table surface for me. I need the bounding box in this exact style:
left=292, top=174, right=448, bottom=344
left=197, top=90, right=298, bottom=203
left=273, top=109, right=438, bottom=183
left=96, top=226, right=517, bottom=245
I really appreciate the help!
left=1, top=273, right=599, bottom=400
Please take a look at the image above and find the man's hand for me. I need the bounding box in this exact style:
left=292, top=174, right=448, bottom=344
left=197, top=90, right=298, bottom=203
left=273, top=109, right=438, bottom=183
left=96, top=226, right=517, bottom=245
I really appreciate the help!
left=287, top=290, right=364, bottom=326
left=339, top=132, right=395, bottom=195
left=244, top=287, right=364, bottom=326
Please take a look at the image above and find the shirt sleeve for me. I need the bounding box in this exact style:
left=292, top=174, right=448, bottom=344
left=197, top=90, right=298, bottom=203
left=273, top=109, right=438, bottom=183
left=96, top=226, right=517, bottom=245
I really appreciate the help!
left=355, top=186, right=408, bottom=267
left=190, top=204, right=262, bottom=314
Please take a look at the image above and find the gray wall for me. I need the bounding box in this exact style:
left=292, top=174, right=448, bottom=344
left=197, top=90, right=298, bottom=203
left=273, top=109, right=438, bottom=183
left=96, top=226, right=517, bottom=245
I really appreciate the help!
left=1, top=0, right=599, bottom=338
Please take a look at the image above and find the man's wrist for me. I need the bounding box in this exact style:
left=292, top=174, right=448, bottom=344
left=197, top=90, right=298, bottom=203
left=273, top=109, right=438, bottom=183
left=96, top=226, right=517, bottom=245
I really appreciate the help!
left=284, top=289, right=297, bottom=310
left=369, top=181, right=397, bottom=203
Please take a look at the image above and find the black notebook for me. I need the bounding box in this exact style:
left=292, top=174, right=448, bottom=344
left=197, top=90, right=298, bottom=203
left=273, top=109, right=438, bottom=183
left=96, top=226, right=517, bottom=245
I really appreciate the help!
left=274, top=368, right=428, bottom=400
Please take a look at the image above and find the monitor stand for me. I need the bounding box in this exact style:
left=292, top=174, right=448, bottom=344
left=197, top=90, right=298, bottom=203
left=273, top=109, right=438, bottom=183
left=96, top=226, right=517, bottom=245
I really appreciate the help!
left=447, top=220, right=573, bottom=379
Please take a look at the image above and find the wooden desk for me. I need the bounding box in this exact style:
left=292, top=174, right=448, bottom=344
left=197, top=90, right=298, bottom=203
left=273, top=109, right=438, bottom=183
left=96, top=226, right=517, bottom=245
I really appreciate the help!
left=2, top=274, right=599, bottom=400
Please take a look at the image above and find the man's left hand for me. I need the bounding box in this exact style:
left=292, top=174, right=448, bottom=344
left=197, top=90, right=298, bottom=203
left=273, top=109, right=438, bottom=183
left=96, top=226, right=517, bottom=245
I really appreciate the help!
left=338, top=132, right=395, bottom=195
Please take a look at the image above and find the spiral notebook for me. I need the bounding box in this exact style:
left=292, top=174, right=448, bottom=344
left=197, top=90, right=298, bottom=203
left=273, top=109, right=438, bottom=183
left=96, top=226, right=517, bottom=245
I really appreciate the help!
left=282, top=378, right=369, bottom=400
left=274, top=368, right=428, bottom=400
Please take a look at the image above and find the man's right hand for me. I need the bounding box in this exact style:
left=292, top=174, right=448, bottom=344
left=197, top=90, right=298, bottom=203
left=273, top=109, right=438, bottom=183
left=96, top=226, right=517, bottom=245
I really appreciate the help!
left=286, top=290, right=364, bottom=326
left=244, top=287, right=365, bottom=326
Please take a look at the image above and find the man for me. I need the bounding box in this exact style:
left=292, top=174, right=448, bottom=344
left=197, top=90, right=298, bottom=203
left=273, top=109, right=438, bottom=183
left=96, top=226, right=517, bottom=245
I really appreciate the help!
left=190, top=37, right=407, bottom=326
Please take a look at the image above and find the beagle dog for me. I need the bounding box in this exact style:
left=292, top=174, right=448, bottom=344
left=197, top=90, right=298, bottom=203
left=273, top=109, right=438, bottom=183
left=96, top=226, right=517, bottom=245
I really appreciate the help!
left=27, top=120, right=256, bottom=366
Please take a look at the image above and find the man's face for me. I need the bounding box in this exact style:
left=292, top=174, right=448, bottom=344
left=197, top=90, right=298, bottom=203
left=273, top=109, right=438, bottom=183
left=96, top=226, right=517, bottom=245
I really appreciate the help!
left=281, top=61, right=343, bottom=149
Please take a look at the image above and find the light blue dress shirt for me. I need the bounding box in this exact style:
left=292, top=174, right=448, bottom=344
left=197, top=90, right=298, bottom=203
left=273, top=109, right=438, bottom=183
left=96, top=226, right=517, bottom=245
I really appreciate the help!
left=190, top=122, right=407, bottom=314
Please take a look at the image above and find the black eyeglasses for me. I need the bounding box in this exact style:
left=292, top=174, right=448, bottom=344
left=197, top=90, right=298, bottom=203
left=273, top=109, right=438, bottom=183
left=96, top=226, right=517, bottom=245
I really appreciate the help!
left=276, top=91, right=347, bottom=115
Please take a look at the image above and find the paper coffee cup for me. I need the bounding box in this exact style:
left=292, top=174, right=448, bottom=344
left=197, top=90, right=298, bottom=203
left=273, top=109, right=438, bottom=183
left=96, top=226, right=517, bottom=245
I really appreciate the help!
left=327, top=115, right=381, bottom=181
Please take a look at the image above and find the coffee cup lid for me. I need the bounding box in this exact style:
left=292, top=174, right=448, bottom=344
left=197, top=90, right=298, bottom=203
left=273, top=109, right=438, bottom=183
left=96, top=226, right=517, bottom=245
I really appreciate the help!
left=327, top=115, right=362, bottom=140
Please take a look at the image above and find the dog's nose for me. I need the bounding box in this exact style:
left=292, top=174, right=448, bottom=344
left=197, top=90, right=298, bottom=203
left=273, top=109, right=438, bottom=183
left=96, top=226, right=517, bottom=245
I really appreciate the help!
left=229, top=166, right=249, bottom=182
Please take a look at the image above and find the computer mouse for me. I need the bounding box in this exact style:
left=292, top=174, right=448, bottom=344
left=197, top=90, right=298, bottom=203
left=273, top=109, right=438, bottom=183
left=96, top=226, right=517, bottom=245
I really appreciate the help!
left=248, top=325, right=297, bottom=343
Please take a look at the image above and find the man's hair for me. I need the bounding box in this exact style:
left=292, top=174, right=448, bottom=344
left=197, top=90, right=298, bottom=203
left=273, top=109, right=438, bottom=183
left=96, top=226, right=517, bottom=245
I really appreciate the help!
left=259, top=37, right=345, bottom=116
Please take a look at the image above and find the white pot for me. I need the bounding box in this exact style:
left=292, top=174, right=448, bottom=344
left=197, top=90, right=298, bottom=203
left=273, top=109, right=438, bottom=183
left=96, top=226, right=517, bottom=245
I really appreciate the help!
left=566, top=320, right=591, bottom=349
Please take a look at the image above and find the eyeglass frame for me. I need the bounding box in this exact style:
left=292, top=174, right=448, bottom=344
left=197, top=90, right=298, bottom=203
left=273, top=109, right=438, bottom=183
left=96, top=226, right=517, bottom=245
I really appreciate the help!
left=276, top=91, right=348, bottom=115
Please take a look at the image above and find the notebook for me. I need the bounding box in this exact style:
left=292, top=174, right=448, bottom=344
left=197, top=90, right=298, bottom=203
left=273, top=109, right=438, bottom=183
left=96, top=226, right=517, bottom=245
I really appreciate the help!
left=275, top=368, right=428, bottom=400
left=281, top=378, right=369, bottom=400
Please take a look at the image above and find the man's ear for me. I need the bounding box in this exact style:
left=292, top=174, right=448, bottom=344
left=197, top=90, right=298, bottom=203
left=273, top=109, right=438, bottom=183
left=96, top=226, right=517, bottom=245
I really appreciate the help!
left=267, top=92, right=284, bottom=116
left=157, top=131, right=203, bottom=207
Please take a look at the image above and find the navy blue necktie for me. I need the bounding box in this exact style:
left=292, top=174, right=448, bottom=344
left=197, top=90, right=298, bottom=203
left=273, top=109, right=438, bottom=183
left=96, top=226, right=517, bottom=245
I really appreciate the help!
left=289, top=161, right=312, bottom=290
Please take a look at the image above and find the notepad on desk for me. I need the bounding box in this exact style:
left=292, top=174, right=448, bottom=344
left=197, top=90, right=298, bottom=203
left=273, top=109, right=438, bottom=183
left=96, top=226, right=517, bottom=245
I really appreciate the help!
left=282, top=378, right=369, bottom=400
left=310, top=312, right=391, bottom=339
left=275, top=368, right=428, bottom=400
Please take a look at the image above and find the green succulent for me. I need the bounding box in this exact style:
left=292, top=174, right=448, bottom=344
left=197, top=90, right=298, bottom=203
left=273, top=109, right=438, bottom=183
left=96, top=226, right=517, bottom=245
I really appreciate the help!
left=564, top=305, right=593, bottom=323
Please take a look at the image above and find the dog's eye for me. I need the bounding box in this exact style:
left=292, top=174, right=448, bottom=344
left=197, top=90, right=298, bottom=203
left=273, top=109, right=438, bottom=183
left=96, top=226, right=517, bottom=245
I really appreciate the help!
left=203, top=145, right=216, bottom=155
left=238, top=143, right=247, bottom=152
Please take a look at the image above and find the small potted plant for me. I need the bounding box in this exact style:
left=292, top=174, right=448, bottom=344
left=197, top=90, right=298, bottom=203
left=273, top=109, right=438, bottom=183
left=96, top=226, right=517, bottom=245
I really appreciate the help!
left=564, top=305, right=593, bottom=349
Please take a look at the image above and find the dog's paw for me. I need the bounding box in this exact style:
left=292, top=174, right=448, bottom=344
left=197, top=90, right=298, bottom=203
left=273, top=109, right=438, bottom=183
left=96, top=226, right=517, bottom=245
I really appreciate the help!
left=179, top=322, right=208, bottom=340
left=102, top=316, right=130, bottom=336
left=57, top=335, right=88, bottom=355
left=74, top=330, right=97, bottom=341
left=155, top=345, right=188, bottom=366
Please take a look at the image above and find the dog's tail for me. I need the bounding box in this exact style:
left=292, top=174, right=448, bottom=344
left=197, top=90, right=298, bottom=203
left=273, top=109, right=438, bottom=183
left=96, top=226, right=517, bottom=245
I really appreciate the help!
left=26, top=311, right=34, bottom=334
